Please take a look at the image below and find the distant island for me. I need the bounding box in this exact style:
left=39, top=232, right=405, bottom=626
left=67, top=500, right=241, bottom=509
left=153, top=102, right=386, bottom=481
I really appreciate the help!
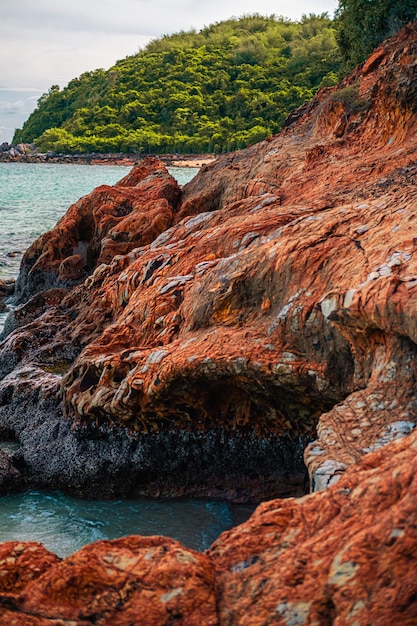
left=13, top=3, right=416, bottom=157
left=13, top=14, right=342, bottom=155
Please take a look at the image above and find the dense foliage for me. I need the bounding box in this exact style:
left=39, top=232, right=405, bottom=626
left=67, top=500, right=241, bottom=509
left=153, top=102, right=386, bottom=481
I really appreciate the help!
left=14, top=14, right=341, bottom=154
left=336, top=0, right=417, bottom=69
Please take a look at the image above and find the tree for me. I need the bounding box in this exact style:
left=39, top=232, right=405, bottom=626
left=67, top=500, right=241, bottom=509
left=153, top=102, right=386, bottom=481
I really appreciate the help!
left=336, top=0, right=417, bottom=69
left=18, top=14, right=343, bottom=154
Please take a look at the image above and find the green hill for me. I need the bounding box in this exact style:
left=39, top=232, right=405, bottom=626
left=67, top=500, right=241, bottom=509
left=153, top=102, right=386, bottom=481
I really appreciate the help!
left=15, top=13, right=342, bottom=154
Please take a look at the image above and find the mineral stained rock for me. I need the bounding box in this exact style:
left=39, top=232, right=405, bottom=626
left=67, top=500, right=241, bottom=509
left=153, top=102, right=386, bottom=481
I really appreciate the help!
left=12, top=160, right=181, bottom=304
left=209, top=427, right=417, bottom=625
left=1, top=429, right=417, bottom=624
left=2, top=23, right=417, bottom=498
left=1, top=22, right=417, bottom=625
left=0, top=537, right=218, bottom=625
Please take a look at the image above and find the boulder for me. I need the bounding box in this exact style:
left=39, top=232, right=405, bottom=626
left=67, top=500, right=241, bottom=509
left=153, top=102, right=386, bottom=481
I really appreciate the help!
left=0, top=537, right=217, bottom=625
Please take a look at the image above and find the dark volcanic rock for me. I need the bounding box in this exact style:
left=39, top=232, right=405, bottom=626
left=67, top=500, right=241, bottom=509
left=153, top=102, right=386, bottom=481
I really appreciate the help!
left=0, top=279, right=15, bottom=315
left=0, top=366, right=308, bottom=500
left=0, top=448, right=23, bottom=493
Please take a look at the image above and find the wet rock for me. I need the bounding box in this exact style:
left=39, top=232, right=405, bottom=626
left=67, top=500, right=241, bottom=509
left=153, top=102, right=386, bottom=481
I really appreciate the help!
left=0, top=279, right=15, bottom=315
left=0, top=366, right=308, bottom=500
left=0, top=448, right=23, bottom=493
left=0, top=279, right=15, bottom=298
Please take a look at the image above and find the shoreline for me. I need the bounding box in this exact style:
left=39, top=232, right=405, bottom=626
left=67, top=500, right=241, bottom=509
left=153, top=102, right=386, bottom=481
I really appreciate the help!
left=0, top=151, right=217, bottom=168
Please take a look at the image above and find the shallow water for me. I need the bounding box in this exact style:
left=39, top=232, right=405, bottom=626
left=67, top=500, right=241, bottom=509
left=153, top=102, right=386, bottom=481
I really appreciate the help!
left=0, top=161, right=197, bottom=331
left=0, top=162, right=256, bottom=556
left=0, top=489, right=255, bottom=558
left=0, top=161, right=197, bottom=280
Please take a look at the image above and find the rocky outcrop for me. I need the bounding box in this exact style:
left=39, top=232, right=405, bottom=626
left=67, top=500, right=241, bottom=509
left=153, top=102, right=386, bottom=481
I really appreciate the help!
left=210, top=425, right=417, bottom=625
left=11, top=159, right=181, bottom=305
left=2, top=23, right=417, bottom=499
left=0, top=146, right=215, bottom=168
left=1, top=428, right=417, bottom=624
left=0, top=279, right=14, bottom=313
left=0, top=448, right=23, bottom=493
left=1, top=22, right=417, bottom=623
left=0, top=536, right=218, bottom=625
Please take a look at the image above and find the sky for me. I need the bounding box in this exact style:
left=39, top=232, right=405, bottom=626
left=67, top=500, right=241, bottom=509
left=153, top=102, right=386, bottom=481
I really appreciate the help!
left=0, top=0, right=339, bottom=144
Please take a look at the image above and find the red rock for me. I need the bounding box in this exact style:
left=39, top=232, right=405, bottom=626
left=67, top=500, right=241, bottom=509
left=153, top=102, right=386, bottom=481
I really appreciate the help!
left=0, top=542, right=59, bottom=594
left=209, top=428, right=417, bottom=625
left=1, top=432, right=417, bottom=624
left=13, top=157, right=181, bottom=303
left=0, top=22, right=417, bottom=625
left=0, top=541, right=60, bottom=622
left=0, top=537, right=218, bottom=625
left=1, top=25, right=417, bottom=499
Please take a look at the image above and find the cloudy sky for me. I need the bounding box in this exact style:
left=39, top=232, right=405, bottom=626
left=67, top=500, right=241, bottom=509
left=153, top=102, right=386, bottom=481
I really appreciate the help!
left=0, top=0, right=339, bottom=144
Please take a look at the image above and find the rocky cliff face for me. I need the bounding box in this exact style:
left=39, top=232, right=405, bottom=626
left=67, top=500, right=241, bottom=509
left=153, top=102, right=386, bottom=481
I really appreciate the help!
left=0, top=22, right=417, bottom=624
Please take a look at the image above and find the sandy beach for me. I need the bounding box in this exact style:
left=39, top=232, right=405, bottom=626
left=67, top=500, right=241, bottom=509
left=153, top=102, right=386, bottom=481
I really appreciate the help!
left=169, top=156, right=217, bottom=168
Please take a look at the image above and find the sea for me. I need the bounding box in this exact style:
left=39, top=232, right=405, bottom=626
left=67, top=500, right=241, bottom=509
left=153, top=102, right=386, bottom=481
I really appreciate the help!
left=0, top=162, right=255, bottom=557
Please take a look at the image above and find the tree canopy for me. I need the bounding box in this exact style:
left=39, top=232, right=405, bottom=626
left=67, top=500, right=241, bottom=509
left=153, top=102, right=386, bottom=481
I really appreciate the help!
left=14, top=13, right=342, bottom=154
left=336, top=0, right=417, bottom=69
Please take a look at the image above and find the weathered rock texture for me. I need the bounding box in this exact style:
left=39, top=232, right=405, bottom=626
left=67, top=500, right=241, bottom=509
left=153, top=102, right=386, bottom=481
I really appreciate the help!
left=1, top=429, right=417, bottom=624
left=210, top=427, right=417, bottom=625
left=13, top=161, right=181, bottom=303
left=1, top=22, right=417, bottom=624
left=2, top=23, right=417, bottom=499
left=0, top=537, right=218, bottom=625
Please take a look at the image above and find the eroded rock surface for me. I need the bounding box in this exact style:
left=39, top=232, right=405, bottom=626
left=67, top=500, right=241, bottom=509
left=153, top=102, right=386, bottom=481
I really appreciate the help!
left=209, top=426, right=417, bottom=625
left=1, top=430, right=416, bottom=624
left=0, top=537, right=217, bottom=625
left=4, top=26, right=417, bottom=499
left=0, top=20, right=417, bottom=626
left=1, top=26, right=417, bottom=500
left=11, top=159, right=181, bottom=306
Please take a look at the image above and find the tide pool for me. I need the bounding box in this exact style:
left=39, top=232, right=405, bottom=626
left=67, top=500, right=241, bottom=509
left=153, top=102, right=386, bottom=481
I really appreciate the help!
left=0, top=489, right=254, bottom=558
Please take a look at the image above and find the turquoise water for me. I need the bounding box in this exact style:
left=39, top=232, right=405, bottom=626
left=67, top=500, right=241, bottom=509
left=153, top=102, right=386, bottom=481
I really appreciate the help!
left=0, top=489, right=253, bottom=558
left=0, top=162, right=197, bottom=280
left=0, top=162, right=255, bottom=557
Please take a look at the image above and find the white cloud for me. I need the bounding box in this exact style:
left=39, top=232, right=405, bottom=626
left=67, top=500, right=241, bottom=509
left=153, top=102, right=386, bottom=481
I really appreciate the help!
left=1, top=1, right=339, bottom=88
left=0, top=90, right=45, bottom=142
left=0, top=100, right=25, bottom=115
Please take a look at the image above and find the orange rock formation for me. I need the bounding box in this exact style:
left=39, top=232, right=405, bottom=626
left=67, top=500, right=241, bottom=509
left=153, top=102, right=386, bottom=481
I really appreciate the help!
left=1, top=429, right=416, bottom=624
left=1, top=22, right=417, bottom=624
